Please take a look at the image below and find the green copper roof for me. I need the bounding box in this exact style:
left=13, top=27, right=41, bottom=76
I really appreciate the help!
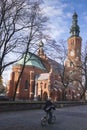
left=70, top=12, right=80, bottom=37
left=16, top=52, right=46, bottom=70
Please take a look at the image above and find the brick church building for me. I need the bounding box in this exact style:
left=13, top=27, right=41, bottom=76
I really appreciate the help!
left=7, top=41, right=63, bottom=101
left=7, top=12, right=83, bottom=101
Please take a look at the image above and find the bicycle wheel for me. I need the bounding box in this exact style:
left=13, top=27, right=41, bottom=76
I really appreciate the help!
left=41, top=117, right=47, bottom=126
left=51, top=115, right=56, bottom=124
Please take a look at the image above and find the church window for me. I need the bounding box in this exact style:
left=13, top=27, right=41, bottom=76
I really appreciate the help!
left=70, top=61, right=73, bottom=67
left=69, top=90, right=71, bottom=94
left=71, top=41, right=74, bottom=46
left=44, top=83, right=46, bottom=89
left=25, top=80, right=29, bottom=90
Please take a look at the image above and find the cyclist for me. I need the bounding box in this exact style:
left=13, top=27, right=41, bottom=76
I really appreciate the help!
left=43, top=97, right=55, bottom=124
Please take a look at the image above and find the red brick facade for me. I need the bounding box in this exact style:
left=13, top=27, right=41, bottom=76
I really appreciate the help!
left=7, top=41, right=63, bottom=101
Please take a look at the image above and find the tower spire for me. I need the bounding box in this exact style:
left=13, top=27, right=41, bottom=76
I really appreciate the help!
left=70, top=12, right=80, bottom=37
left=38, top=40, right=44, bottom=56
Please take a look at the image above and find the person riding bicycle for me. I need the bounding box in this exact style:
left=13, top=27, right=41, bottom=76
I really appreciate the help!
left=43, top=97, right=55, bottom=124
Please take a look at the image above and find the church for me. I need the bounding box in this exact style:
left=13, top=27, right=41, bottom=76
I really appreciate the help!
left=7, top=12, right=83, bottom=101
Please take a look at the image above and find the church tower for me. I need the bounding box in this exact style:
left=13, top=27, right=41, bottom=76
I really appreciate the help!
left=65, top=12, right=82, bottom=89
left=68, top=12, right=82, bottom=62
left=65, top=12, right=82, bottom=69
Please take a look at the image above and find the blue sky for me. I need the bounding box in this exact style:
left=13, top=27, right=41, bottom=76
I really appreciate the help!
left=42, top=0, right=87, bottom=44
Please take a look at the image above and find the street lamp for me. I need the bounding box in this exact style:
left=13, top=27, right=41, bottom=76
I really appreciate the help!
left=40, top=82, right=43, bottom=100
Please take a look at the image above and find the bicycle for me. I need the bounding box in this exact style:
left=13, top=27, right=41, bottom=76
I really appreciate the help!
left=41, top=109, right=56, bottom=126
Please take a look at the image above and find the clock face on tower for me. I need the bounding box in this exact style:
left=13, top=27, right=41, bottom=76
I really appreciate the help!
left=70, top=50, right=75, bottom=56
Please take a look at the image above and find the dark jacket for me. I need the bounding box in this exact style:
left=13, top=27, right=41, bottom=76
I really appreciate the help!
left=43, top=100, right=55, bottom=112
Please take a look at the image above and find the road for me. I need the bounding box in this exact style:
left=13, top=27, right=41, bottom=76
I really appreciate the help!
left=0, top=105, right=87, bottom=130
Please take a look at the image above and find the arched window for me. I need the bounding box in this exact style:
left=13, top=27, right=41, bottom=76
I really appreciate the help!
left=70, top=61, right=73, bottom=67
left=44, top=83, right=46, bottom=89
left=25, top=80, right=29, bottom=90
left=69, top=89, right=71, bottom=94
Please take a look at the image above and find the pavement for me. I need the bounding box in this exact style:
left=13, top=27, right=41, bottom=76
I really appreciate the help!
left=0, top=105, right=87, bottom=130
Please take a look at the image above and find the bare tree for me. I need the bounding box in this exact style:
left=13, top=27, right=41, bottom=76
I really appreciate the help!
left=0, top=0, right=48, bottom=100
left=0, top=0, right=47, bottom=74
left=77, top=42, right=87, bottom=100
left=65, top=42, right=87, bottom=100
left=12, top=0, right=48, bottom=100
left=45, top=39, right=83, bottom=100
left=45, top=39, right=67, bottom=77
left=44, top=39, right=69, bottom=100
left=47, top=39, right=87, bottom=100
left=0, top=0, right=27, bottom=77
